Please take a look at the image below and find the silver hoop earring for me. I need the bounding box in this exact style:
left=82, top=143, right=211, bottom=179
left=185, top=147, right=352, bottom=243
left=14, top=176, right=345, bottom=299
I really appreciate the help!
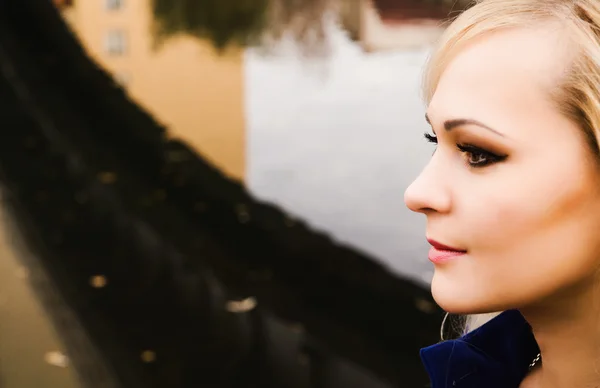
left=440, top=312, right=450, bottom=341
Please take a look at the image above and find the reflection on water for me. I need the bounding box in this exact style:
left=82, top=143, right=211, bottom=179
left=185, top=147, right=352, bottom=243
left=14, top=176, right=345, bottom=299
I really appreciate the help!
left=63, top=0, right=246, bottom=181
left=151, top=0, right=269, bottom=50
left=55, top=0, right=473, bottom=183
left=56, top=0, right=472, bottom=184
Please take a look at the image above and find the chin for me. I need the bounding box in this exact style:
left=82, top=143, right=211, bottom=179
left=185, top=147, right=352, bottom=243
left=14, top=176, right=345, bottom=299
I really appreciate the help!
left=430, top=272, right=508, bottom=315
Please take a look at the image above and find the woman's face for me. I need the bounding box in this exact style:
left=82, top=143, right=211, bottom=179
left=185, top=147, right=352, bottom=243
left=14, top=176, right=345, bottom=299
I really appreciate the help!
left=404, top=25, right=600, bottom=314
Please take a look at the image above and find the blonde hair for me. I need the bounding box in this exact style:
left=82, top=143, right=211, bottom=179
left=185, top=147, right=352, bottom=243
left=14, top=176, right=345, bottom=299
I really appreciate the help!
left=423, top=0, right=600, bottom=334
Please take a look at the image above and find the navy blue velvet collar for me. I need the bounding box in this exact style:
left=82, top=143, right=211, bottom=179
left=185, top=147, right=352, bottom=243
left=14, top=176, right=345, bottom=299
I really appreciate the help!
left=420, top=309, right=540, bottom=388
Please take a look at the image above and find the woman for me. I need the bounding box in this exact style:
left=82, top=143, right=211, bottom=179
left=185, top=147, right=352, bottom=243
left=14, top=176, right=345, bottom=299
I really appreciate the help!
left=404, top=0, right=600, bottom=387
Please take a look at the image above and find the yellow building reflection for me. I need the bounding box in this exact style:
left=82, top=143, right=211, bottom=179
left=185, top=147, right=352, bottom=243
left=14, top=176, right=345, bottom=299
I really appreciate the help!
left=61, top=0, right=246, bottom=181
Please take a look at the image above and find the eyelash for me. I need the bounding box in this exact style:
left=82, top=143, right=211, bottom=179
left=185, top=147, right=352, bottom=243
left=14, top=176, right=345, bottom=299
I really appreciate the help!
left=424, top=132, right=505, bottom=168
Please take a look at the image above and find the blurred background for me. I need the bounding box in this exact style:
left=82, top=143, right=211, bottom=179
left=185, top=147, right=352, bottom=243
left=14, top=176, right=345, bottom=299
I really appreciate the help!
left=0, top=0, right=471, bottom=387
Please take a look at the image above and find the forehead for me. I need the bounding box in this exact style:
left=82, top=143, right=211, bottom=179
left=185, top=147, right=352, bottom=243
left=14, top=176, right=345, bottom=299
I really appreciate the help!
left=428, top=25, right=572, bottom=131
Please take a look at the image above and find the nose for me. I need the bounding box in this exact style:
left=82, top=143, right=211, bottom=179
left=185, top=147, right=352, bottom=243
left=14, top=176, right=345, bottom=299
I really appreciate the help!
left=404, top=157, right=452, bottom=215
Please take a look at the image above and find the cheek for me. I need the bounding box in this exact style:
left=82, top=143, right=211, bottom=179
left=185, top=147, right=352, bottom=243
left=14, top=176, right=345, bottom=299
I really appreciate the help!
left=462, top=161, right=600, bottom=282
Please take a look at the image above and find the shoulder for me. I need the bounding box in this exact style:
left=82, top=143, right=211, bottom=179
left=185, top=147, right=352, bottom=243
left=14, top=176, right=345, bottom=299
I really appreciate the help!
left=420, top=310, right=539, bottom=388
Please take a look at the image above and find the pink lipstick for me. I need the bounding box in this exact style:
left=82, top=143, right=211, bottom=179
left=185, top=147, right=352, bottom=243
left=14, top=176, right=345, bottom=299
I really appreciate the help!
left=427, top=239, right=466, bottom=264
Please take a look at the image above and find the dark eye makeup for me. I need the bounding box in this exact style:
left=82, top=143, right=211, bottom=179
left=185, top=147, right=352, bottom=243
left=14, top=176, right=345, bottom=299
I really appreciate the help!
left=424, top=132, right=507, bottom=168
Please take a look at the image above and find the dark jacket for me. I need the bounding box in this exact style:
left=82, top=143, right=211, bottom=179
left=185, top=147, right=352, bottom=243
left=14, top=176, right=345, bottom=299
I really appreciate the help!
left=420, top=309, right=541, bottom=388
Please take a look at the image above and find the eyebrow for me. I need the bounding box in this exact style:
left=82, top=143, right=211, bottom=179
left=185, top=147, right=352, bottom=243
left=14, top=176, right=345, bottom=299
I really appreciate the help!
left=425, top=113, right=505, bottom=137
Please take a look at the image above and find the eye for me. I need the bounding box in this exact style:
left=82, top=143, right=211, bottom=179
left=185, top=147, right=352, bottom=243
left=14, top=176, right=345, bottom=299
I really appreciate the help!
left=424, top=132, right=438, bottom=155
left=424, top=132, right=437, bottom=144
left=423, top=132, right=506, bottom=168
left=457, top=144, right=506, bottom=168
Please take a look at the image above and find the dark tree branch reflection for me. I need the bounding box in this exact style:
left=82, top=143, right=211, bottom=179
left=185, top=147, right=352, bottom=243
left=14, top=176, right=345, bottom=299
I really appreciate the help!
left=150, top=0, right=338, bottom=56
left=150, top=0, right=475, bottom=56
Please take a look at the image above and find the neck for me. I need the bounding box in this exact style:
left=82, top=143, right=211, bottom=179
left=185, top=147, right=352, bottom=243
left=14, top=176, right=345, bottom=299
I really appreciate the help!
left=520, top=279, right=600, bottom=388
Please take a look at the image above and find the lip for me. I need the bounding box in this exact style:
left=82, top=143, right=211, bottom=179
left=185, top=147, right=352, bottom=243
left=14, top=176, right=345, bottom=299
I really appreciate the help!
left=427, top=239, right=467, bottom=264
